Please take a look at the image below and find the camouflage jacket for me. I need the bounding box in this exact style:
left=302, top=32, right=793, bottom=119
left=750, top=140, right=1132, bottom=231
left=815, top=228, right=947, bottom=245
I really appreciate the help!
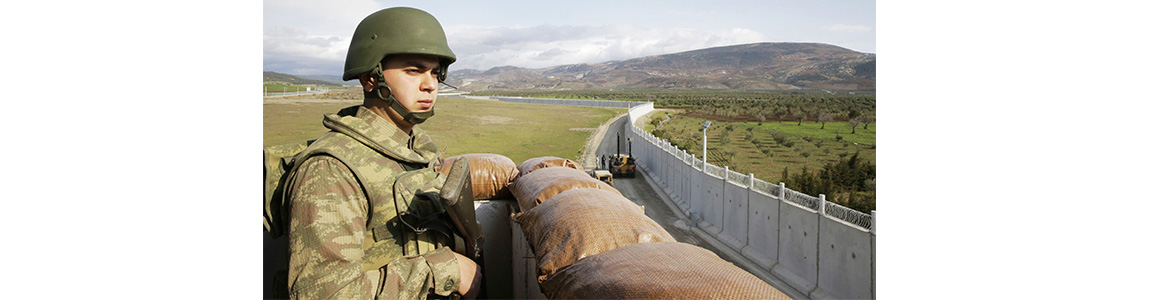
left=282, top=105, right=461, bottom=299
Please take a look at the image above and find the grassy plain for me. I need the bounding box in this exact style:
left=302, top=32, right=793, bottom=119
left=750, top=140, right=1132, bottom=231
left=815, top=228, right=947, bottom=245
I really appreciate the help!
left=647, top=111, right=876, bottom=185
left=264, top=95, right=623, bottom=164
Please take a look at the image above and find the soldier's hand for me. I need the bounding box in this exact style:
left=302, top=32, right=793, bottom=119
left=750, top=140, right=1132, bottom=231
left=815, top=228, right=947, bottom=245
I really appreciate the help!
left=454, top=252, right=482, bottom=299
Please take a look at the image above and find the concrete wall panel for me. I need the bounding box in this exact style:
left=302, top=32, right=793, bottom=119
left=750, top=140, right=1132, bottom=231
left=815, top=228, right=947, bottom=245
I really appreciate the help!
left=669, top=152, right=683, bottom=205
left=812, top=218, right=875, bottom=300
left=670, top=161, right=684, bottom=204
left=743, top=191, right=780, bottom=269
left=719, top=182, right=749, bottom=250
left=699, top=175, right=724, bottom=235
left=688, top=164, right=705, bottom=217
left=772, top=200, right=820, bottom=295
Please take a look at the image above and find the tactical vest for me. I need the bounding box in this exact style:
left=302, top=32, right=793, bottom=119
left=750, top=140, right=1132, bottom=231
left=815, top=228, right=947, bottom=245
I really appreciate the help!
left=283, top=130, right=455, bottom=272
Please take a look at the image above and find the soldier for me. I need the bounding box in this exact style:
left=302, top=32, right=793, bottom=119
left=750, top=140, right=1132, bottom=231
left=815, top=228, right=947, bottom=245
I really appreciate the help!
left=279, top=7, right=481, bottom=299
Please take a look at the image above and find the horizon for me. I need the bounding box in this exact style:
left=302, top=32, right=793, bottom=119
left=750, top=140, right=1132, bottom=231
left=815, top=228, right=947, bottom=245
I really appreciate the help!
left=264, top=41, right=872, bottom=77
left=265, top=0, right=875, bottom=76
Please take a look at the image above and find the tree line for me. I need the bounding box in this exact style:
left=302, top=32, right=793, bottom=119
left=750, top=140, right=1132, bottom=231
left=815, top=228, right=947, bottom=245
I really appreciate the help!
left=473, top=90, right=875, bottom=126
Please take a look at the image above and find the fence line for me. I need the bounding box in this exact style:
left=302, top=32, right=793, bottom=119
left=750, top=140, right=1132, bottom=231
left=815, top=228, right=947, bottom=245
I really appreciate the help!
left=784, top=189, right=822, bottom=212
left=263, top=89, right=329, bottom=98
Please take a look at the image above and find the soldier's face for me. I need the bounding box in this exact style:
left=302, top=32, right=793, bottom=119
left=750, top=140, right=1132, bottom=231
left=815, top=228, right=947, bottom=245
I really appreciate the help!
left=380, top=54, right=442, bottom=112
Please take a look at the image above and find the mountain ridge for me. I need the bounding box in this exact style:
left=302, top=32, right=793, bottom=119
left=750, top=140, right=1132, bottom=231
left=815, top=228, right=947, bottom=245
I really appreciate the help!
left=449, top=42, right=875, bottom=92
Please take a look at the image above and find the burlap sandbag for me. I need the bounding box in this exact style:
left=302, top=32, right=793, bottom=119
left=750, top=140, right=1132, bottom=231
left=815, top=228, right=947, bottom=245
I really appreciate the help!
left=437, top=153, right=519, bottom=200
left=508, top=166, right=621, bottom=212
left=516, top=188, right=674, bottom=282
left=540, top=241, right=793, bottom=300
left=517, top=156, right=584, bottom=176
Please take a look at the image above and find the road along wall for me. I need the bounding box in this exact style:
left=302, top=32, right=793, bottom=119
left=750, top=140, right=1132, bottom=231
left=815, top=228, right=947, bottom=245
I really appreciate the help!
left=484, top=97, right=875, bottom=299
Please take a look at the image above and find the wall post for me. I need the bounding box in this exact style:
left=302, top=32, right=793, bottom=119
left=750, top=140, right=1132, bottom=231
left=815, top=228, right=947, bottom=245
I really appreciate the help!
left=871, top=210, right=876, bottom=235
left=818, top=194, right=826, bottom=215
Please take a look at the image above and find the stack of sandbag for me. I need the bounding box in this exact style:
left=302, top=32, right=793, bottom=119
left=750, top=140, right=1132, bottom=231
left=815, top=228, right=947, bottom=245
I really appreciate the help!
left=516, top=156, right=584, bottom=176
left=509, top=155, right=791, bottom=299
left=514, top=188, right=674, bottom=282
left=540, top=241, right=793, bottom=300
left=509, top=166, right=621, bottom=212
left=437, top=153, right=519, bottom=200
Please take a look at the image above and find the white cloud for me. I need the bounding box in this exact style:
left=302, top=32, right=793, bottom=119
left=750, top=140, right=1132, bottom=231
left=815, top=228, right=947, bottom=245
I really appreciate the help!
left=825, top=24, right=873, bottom=32
left=263, top=26, right=351, bottom=75
left=445, top=24, right=771, bottom=70
left=263, top=0, right=382, bottom=75
left=263, top=3, right=777, bottom=75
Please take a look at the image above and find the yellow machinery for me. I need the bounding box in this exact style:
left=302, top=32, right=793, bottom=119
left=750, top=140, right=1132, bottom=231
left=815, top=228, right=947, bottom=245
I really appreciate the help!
left=591, top=169, right=614, bottom=186
left=607, top=154, right=636, bottom=178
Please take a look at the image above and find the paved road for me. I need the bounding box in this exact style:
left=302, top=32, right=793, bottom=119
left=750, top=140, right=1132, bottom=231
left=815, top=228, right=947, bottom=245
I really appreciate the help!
left=597, top=114, right=752, bottom=271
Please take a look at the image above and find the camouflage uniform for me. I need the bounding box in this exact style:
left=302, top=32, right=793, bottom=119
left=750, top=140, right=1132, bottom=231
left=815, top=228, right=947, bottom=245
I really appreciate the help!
left=282, top=105, right=461, bottom=299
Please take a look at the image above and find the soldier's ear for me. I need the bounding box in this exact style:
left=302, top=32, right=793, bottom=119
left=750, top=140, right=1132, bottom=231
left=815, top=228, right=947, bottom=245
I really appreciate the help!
left=359, top=73, right=376, bottom=92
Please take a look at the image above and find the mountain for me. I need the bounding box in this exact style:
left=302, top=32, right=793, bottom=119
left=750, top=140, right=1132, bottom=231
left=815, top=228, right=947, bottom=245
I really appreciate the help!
left=262, top=72, right=345, bottom=87
left=448, top=42, right=875, bottom=91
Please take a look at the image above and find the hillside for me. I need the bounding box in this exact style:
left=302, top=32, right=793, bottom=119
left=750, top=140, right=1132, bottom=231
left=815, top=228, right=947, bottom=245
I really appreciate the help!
left=262, top=72, right=344, bottom=87
left=448, top=42, right=875, bottom=92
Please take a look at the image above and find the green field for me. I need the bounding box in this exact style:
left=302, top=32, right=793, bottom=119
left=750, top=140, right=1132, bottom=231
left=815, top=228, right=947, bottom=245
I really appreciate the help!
left=264, top=96, right=623, bottom=164
left=646, top=110, right=876, bottom=185
left=263, top=83, right=313, bottom=93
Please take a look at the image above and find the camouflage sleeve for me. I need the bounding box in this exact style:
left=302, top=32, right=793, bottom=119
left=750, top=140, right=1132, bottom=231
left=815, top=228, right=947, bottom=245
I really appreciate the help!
left=286, top=156, right=463, bottom=300
left=383, top=247, right=462, bottom=300
left=287, top=156, right=377, bottom=299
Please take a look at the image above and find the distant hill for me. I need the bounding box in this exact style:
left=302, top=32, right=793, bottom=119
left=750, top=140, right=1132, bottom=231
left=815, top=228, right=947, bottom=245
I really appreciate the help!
left=449, top=42, right=875, bottom=92
left=263, top=72, right=344, bottom=86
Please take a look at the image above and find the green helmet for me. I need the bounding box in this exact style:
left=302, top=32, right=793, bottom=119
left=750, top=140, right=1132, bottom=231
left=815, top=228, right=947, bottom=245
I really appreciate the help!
left=343, top=7, right=456, bottom=124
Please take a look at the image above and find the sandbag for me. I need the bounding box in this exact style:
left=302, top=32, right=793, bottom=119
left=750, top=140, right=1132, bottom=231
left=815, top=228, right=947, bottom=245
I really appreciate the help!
left=516, top=188, right=674, bottom=282
left=508, top=167, right=621, bottom=212
left=437, top=153, right=519, bottom=200
left=540, top=242, right=793, bottom=300
left=517, top=156, right=583, bottom=176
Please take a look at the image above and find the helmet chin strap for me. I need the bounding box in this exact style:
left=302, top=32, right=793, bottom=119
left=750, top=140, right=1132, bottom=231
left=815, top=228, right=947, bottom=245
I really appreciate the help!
left=365, top=62, right=434, bottom=125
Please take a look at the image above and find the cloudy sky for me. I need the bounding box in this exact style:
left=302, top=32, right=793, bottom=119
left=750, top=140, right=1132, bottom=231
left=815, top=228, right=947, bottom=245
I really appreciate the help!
left=264, top=0, right=875, bottom=76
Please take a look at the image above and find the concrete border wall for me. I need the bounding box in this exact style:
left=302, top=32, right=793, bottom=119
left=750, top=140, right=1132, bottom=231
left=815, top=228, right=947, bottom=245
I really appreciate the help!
left=627, top=101, right=875, bottom=299
left=488, top=97, right=875, bottom=299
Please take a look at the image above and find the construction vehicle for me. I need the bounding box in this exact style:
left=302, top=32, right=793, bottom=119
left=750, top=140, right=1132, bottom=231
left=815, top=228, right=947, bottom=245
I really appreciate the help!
left=600, top=135, right=636, bottom=178
left=606, top=153, right=636, bottom=178
left=591, top=169, right=614, bottom=186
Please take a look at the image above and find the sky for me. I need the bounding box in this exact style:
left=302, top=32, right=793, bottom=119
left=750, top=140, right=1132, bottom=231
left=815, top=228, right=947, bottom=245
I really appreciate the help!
left=264, top=0, right=876, bottom=75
